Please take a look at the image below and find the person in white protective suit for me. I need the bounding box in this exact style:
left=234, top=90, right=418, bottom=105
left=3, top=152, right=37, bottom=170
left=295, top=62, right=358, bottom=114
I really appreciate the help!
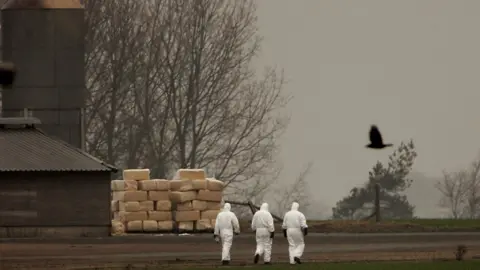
left=251, top=202, right=275, bottom=265
left=282, top=202, right=308, bottom=264
left=214, top=202, right=240, bottom=265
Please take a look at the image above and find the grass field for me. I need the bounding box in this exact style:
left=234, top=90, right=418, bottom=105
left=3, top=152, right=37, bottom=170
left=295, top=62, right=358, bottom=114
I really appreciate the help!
left=180, top=261, right=480, bottom=270
left=240, top=219, right=480, bottom=233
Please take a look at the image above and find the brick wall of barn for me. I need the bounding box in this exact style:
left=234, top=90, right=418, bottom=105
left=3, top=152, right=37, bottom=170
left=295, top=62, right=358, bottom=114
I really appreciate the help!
left=0, top=171, right=111, bottom=238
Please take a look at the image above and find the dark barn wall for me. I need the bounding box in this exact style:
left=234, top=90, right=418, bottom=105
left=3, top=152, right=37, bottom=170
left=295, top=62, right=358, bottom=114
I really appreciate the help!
left=0, top=6, right=86, bottom=149
left=0, top=171, right=111, bottom=237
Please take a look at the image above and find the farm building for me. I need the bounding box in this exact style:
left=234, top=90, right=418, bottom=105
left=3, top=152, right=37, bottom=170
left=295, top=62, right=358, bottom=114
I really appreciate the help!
left=0, top=117, right=117, bottom=238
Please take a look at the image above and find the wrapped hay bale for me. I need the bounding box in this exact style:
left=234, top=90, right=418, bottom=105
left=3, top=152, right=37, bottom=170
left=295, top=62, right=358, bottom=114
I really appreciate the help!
left=111, top=200, right=119, bottom=212
left=143, top=220, right=158, bottom=232
left=176, top=201, right=193, bottom=211
left=155, top=200, right=172, bottom=211
left=111, top=220, right=126, bottom=235
left=124, top=191, right=148, bottom=202
left=206, top=201, right=222, bottom=210
left=206, top=178, right=224, bottom=191
left=148, top=211, right=172, bottom=221
left=112, top=191, right=125, bottom=201
left=178, top=221, right=194, bottom=232
left=138, top=180, right=156, bottom=191
left=174, top=169, right=206, bottom=181
left=139, top=201, right=154, bottom=211
left=123, top=169, right=150, bottom=181
left=175, top=210, right=200, bottom=222
left=121, top=201, right=141, bottom=212
left=111, top=180, right=125, bottom=191
left=118, top=211, right=148, bottom=222
left=201, top=210, right=220, bottom=220
left=127, top=220, right=143, bottom=232
left=124, top=180, right=138, bottom=191
left=169, top=191, right=197, bottom=203
left=158, top=220, right=174, bottom=231
left=148, top=191, right=170, bottom=201
left=192, top=179, right=207, bottom=190
left=196, top=219, right=213, bottom=231
left=154, top=179, right=170, bottom=191
left=196, top=190, right=222, bottom=202
left=169, top=179, right=194, bottom=191
left=192, top=200, right=207, bottom=211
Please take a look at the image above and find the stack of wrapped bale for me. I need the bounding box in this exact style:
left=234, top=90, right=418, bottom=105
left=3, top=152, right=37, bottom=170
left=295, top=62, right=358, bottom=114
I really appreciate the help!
left=169, top=169, right=225, bottom=233
left=111, top=169, right=174, bottom=233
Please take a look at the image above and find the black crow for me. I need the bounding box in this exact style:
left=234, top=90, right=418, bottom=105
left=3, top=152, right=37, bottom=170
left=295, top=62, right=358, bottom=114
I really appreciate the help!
left=0, top=62, right=16, bottom=88
left=366, top=125, right=393, bottom=149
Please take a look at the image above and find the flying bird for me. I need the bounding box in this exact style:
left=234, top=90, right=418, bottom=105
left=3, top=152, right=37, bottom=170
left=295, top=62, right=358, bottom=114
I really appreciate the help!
left=0, top=62, right=16, bottom=88
left=366, top=125, right=393, bottom=149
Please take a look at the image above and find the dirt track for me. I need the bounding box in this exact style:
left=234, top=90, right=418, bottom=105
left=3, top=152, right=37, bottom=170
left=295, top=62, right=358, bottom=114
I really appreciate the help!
left=2, top=233, right=480, bottom=269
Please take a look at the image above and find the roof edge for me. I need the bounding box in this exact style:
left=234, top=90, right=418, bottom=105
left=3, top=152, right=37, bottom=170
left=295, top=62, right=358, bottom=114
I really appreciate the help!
left=2, top=0, right=84, bottom=10
left=34, top=128, right=119, bottom=173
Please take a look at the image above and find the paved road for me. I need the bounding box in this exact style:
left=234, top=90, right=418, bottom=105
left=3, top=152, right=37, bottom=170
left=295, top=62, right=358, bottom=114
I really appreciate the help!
left=2, top=233, right=480, bottom=269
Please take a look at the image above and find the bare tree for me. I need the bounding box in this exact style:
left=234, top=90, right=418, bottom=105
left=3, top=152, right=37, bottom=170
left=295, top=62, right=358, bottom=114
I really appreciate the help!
left=464, top=159, right=480, bottom=218
left=435, top=153, right=480, bottom=219
left=84, top=0, right=290, bottom=200
left=271, top=162, right=314, bottom=217
left=435, top=170, right=469, bottom=219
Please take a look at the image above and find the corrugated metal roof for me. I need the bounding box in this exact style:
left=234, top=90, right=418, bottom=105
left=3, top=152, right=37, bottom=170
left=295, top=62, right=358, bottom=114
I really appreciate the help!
left=0, top=127, right=117, bottom=172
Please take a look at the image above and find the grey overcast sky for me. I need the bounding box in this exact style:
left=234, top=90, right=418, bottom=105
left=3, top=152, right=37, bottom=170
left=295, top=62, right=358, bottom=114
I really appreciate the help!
left=255, top=0, right=480, bottom=212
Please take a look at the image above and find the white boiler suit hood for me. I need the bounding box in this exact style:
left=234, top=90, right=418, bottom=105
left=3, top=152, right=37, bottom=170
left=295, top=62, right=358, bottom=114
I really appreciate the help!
left=282, top=202, right=308, bottom=264
left=214, top=203, right=240, bottom=261
left=251, top=203, right=275, bottom=262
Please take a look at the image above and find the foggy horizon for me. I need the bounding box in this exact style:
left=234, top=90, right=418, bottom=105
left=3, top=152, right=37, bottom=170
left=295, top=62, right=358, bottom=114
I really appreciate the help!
left=256, top=0, right=480, bottom=217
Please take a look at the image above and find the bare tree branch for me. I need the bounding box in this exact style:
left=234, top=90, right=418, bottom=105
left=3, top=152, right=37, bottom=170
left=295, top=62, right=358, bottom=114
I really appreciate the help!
left=435, top=170, right=469, bottom=219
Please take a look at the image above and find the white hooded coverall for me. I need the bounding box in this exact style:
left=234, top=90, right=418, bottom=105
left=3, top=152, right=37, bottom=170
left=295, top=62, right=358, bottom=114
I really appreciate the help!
left=251, top=203, right=275, bottom=262
left=214, top=203, right=240, bottom=261
left=282, top=202, right=308, bottom=264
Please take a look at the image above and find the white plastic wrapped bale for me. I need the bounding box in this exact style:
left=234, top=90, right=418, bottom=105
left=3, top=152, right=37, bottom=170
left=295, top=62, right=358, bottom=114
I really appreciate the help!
left=169, top=180, right=194, bottom=191
left=192, top=200, right=207, bottom=211
left=124, top=180, right=138, bottom=191
left=127, top=220, right=143, bottom=232
left=138, top=180, right=156, bottom=191
left=192, top=179, right=207, bottom=190
left=139, top=201, right=154, bottom=211
left=118, top=211, right=148, bottom=222
left=111, top=200, right=119, bottom=212
left=155, top=200, right=172, bottom=211
left=206, top=201, right=222, bottom=210
left=111, top=180, right=125, bottom=191
left=176, top=201, right=193, bottom=211
left=148, top=191, right=170, bottom=201
left=175, top=210, right=200, bottom=222
left=201, top=210, right=220, bottom=220
left=169, top=191, right=197, bottom=203
left=174, top=169, right=206, bottom=180
left=123, top=169, right=150, bottom=181
left=112, top=191, right=125, bottom=201
left=195, top=219, right=213, bottom=231
left=124, top=191, right=148, bottom=201
left=178, top=221, right=194, bottom=232
left=143, top=220, right=158, bottom=232
left=154, top=179, right=170, bottom=191
left=111, top=220, right=126, bottom=235
left=206, top=178, right=224, bottom=191
left=196, top=190, right=222, bottom=202
left=158, top=221, right=174, bottom=231
left=148, top=211, right=172, bottom=221
left=121, top=201, right=141, bottom=212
